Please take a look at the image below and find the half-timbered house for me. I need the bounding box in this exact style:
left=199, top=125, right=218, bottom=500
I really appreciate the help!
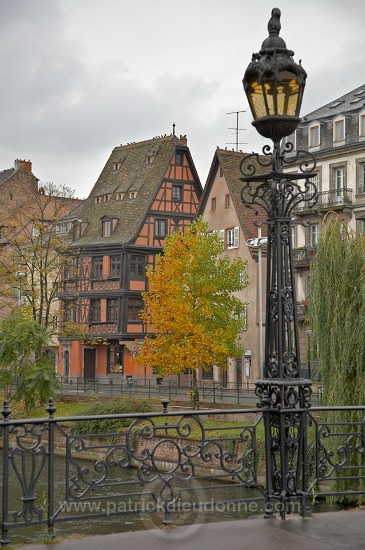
left=57, top=134, right=202, bottom=381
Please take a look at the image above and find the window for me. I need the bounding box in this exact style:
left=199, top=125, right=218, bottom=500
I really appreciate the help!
left=176, top=152, right=183, bottom=165
left=103, top=194, right=111, bottom=202
left=102, top=219, right=111, bottom=237
left=32, top=224, right=40, bottom=237
left=113, top=162, right=122, bottom=171
left=358, top=161, right=365, bottom=193
left=63, top=300, right=76, bottom=323
left=116, top=193, right=125, bottom=201
left=227, top=227, right=239, bottom=249
left=172, top=185, right=182, bottom=202
left=360, top=113, right=365, bottom=136
left=219, top=229, right=225, bottom=246
left=225, top=194, right=231, bottom=208
left=309, top=224, right=319, bottom=247
left=110, top=255, right=121, bottom=278
left=333, top=118, right=345, bottom=142
left=128, top=298, right=143, bottom=321
left=92, top=257, right=103, bottom=279
left=211, top=197, right=216, bottom=212
left=291, top=226, right=297, bottom=249
left=129, top=191, right=138, bottom=200
left=73, top=222, right=81, bottom=240
left=309, top=124, right=320, bottom=147
left=56, top=222, right=71, bottom=235
left=155, top=218, right=167, bottom=238
left=95, top=196, right=102, bottom=204
left=130, top=255, right=145, bottom=278
left=332, top=166, right=346, bottom=197
left=106, top=299, right=119, bottom=321
left=89, top=299, right=101, bottom=322
left=64, top=257, right=78, bottom=280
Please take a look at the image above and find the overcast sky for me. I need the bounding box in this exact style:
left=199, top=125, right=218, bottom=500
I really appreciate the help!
left=0, top=0, right=364, bottom=198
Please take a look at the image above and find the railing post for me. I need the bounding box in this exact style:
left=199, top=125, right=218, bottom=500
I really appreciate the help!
left=1, top=400, right=11, bottom=546
left=46, top=398, right=56, bottom=539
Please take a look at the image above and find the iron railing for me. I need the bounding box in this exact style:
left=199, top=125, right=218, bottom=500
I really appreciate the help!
left=54, top=376, right=321, bottom=405
left=294, top=187, right=353, bottom=212
left=1, top=399, right=365, bottom=545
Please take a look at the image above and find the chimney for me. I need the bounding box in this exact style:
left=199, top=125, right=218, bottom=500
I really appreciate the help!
left=14, top=159, right=32, bottom=172
left=178, top=135, right=187, bottom=146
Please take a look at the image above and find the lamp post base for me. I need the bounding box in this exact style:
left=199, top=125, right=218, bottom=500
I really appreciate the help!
left=255, top=378, right=312, bottom=518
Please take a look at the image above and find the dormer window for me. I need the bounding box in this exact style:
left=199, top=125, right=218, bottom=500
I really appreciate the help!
left=102, top=219, right=111, bottom=237
left=129, top=191, right=138, bottom=200
left=103, top=194, right=111, bottom=202
left=101, top=216, right=118, bottom=237
left=56, top=221, right=72, bottom=235
left=113, top=161, right=122, bottom=171
left=359, top=111, right=365, bottom=137
left=333, top=117, right=345, bottom=143
left=309, top=123, right=320, bottom=148
left=116, top=192, right=125, bottom=201
left=95, top=196, right=102, bottom=204
left=146, top=154, right=154, bottom=164
left=73, top=221, right=81, bottom=241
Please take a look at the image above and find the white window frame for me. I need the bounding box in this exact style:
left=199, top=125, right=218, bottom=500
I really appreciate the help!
left=309, top=224, right=319, bottom=247
left=357, top=159, right=365, bottom=194
left=219, top=229, right=225, bottom=246
left=227, top=227, right=239, bottom=249
left=359, top=110, right=365, bottom=137
left=308, top=123, right=320, bottom=148
left=333, top=116, right=345, bottom=143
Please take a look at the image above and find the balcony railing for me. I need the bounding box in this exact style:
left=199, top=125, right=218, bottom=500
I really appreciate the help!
left=294, top=187, right=352, bottom=212
left=293, top=247, right=317, bottom=267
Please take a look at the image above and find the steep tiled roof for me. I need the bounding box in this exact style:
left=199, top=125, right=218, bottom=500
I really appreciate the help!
left=200, top=148, right=268, bottom=241
left=303, top=84, right=365, bottom=123
left=0, top=168, right=15, bottom=185
left=69, top=135, right=191, bottom=248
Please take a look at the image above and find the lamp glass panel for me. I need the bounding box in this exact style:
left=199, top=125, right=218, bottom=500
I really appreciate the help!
left=247, top=80, right=269, bottom=119
left=276, top=72, right=300, bottom=116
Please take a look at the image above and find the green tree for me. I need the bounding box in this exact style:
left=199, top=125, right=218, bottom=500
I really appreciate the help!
left=309, top=215, right=365, bottom=499
left=309, top=215, right=365, bottom=406
left=0, top=309, right=59, bottom=411
left=136, top=218, right=248, bottom=408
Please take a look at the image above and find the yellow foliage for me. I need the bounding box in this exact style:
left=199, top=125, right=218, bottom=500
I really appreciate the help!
left=135, top=218, right=248, bottom=376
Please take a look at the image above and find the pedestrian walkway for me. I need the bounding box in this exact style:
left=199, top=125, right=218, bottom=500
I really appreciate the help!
left=18, top=510, right=365, bottom=550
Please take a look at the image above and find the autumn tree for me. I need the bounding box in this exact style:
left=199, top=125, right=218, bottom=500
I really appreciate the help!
left=135, top=218, right=248, bottom=407
left=0, top=182, right=80, bottom=331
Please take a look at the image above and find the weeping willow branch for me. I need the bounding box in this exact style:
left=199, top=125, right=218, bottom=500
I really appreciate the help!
left=309, top=214, right=365, bottom=500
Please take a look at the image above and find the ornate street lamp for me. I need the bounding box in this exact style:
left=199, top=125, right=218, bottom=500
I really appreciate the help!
left=240, top=8, right=318, bottom=518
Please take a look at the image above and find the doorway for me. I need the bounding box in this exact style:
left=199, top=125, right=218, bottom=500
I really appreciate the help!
left=83, top=348, right=96, bottom=379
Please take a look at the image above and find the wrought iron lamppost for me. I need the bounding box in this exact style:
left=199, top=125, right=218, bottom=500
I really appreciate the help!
left=240, top=7, right=318, bottom=518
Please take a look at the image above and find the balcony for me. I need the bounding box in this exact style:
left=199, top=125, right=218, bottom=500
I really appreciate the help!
left=293, top=247, right=317, bottom=267
left=294, top=187, right=353, bottom=213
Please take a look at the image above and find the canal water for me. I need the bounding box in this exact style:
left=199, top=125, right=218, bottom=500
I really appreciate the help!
left=0, top=452, right=344, bottom=547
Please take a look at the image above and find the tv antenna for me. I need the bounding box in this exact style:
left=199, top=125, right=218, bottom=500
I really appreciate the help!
left=226, top=110, right=247, bottom=151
